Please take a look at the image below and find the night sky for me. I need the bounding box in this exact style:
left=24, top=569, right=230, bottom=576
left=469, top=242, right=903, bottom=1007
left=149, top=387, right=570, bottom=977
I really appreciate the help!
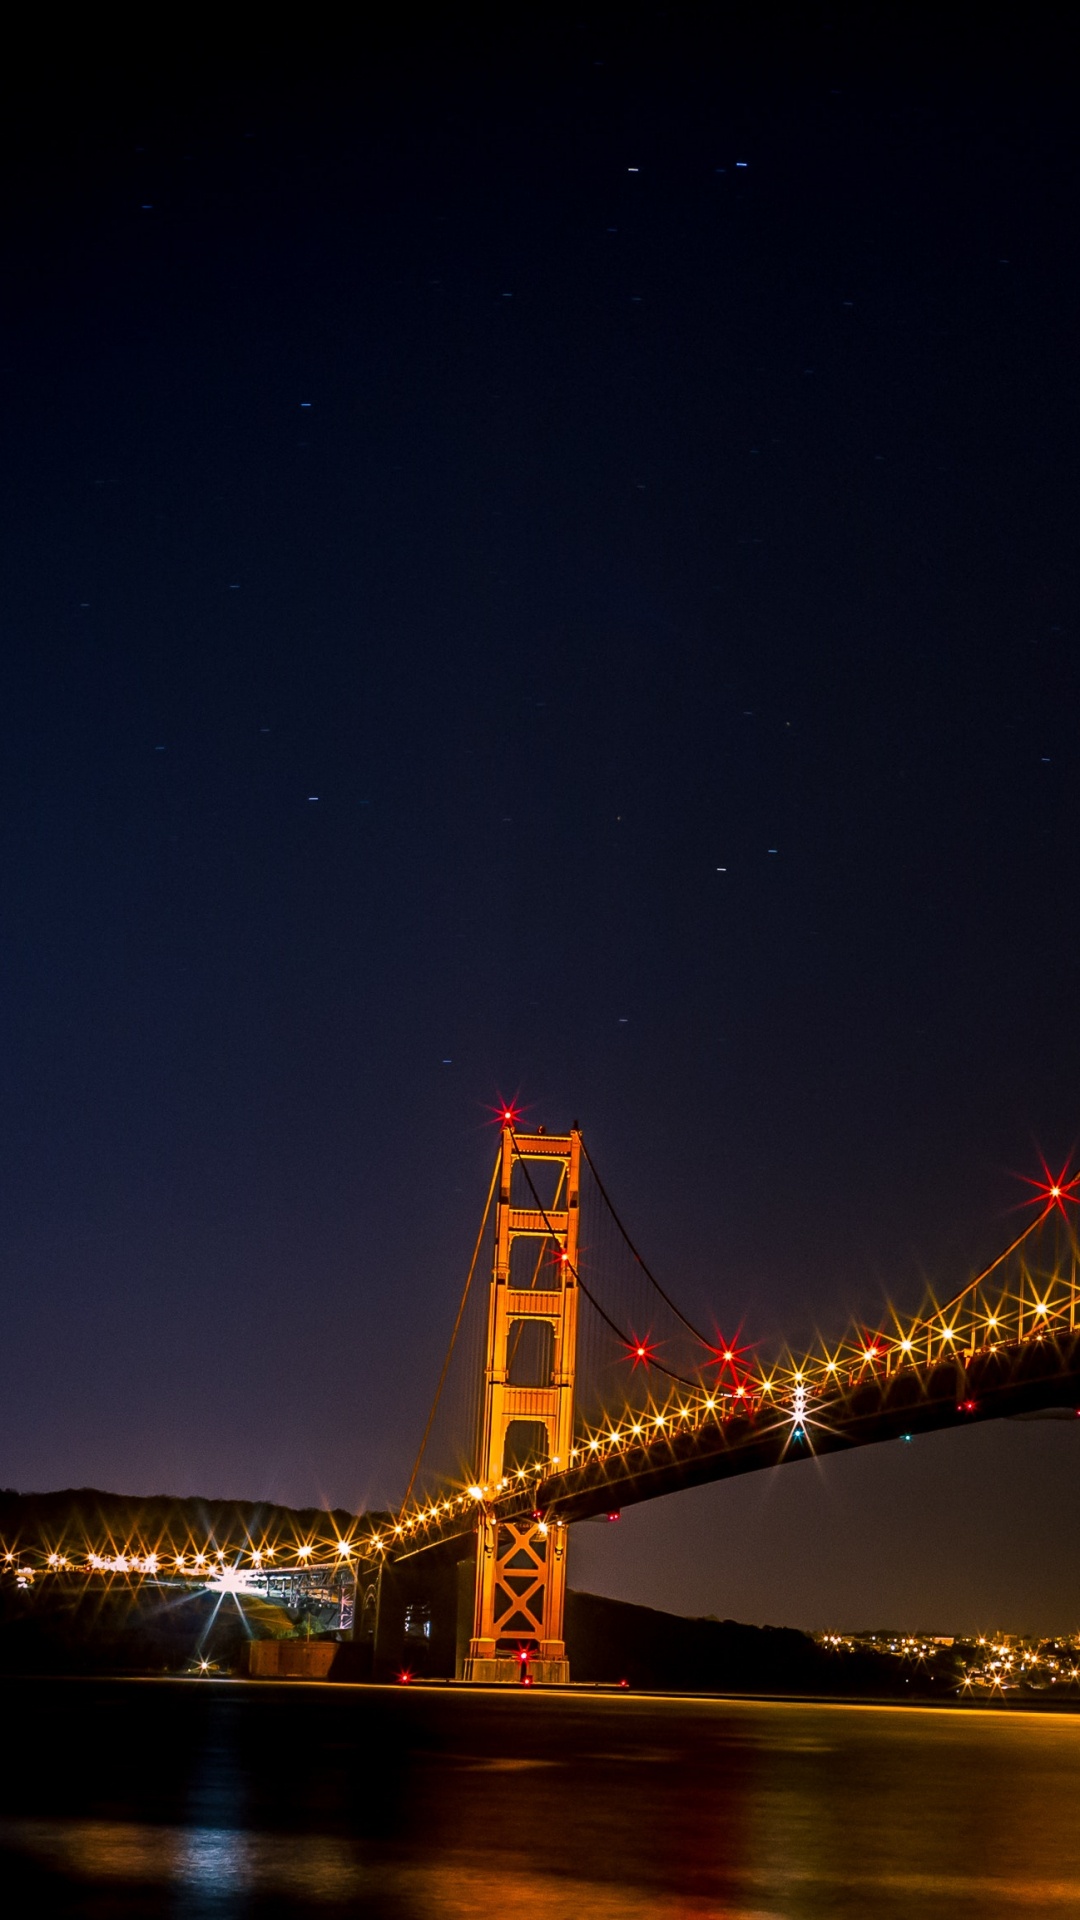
left=3, top=11, right=1079, bottom=1633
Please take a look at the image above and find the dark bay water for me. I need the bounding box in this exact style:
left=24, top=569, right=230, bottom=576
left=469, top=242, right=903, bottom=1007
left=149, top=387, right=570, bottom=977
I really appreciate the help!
left=3, top=1677, right=1080, bottom=1917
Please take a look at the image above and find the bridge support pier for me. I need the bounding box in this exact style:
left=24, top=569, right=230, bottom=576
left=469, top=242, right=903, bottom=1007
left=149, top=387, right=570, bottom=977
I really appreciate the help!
left=461, top=1122, right=580, bottom=1684
left=461, top=1513, right=569, bottom=1683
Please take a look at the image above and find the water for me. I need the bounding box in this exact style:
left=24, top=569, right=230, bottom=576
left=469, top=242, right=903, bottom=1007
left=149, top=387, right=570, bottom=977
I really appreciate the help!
left=3, top=1677, right=1080, bottom=1917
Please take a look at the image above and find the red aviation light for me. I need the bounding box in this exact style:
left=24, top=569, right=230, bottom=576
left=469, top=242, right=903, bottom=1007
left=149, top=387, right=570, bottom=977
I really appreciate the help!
left=1020, top=1160, right=1080, bottom=1215
left=625, top=1334, right=656, bottom=1370
left=710, top=1333, right=752, bottom=1382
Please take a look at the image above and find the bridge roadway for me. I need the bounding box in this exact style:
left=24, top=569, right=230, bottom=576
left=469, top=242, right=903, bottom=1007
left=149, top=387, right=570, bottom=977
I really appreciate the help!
left=384, top=1330, right=1080, bottom=1565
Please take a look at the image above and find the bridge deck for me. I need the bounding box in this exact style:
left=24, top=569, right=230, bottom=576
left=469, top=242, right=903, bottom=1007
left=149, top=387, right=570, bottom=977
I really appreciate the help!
left=385, top=1333, right=1080, bottom=1563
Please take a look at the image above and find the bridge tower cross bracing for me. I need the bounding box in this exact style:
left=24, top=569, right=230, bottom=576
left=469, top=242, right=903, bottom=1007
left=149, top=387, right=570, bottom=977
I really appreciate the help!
left=463, top=1121, right=580, bottom=1683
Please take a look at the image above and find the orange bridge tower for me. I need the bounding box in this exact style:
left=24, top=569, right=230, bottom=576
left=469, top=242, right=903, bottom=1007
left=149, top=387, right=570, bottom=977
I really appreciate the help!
left=462, top=1120, right=581, bottom=1682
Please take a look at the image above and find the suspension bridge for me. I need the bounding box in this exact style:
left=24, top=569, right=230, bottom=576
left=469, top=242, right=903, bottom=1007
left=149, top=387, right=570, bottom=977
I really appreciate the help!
left=5, top=1113, right=1080, bottom=1683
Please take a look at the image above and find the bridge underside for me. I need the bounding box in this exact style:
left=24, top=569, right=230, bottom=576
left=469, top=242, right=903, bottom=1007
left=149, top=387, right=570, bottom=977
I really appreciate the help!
left=533, top=1333, right=1080, bottom=1521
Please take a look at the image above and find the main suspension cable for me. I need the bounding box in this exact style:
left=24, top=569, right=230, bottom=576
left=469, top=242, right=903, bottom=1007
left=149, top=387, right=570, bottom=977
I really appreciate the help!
left=910, top=1205, right=1051, bottom=1331
left=580, top=1137, right=717, bottom=1351
left=509, top=1128, right=701, bottom=1389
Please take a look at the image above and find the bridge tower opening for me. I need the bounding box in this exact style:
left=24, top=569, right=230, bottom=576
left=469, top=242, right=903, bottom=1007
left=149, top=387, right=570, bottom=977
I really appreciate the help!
left=462, top=1121, right=580, bottom=1683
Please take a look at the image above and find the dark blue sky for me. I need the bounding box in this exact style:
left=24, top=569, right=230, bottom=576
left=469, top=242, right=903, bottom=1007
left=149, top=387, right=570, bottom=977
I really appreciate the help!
left=3, top=9, right=1079, bottom=1628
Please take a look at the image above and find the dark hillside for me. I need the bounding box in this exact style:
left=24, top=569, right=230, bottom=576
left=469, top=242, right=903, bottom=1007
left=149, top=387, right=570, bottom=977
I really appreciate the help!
left=565, top=1589, right=940, bottom=1697
left=2, top=1491, right=954, bottom=1695
left=0, top=1486, right=363, bottom=1554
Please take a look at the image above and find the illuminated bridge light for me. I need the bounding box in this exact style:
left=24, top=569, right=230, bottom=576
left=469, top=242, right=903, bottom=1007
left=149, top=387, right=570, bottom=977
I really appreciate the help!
left=207, top=1567, right=257, bottom=1595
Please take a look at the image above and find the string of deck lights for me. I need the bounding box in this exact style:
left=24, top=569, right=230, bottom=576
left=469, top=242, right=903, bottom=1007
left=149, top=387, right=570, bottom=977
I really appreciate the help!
left=7, top=1178, right=1077, bottom=1583
left=382, top=1178, right=1080, bottom=1556
left=0, top=1536, right=367, bottom=1581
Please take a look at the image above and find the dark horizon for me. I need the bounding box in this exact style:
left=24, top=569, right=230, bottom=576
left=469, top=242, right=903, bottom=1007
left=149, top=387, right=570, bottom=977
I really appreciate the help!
left=2, top=7, right=1079, bottom=1635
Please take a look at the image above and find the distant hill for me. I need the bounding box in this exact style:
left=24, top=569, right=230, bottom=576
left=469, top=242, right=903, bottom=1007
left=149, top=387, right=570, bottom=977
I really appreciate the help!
left=0, top=1486, right=373, bottom=1677
left=0, top=1486, right=366, bottom=1554
left=0, top=1489, right=954, bottom=1696
left=564, top=1590, right=942, bottom=1697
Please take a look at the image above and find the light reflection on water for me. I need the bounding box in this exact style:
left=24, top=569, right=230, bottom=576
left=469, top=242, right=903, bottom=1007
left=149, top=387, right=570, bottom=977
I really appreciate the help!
left=8, top=1813, right=1080, bottom=1916
left=3, top=1682, right=1080, bottom=1917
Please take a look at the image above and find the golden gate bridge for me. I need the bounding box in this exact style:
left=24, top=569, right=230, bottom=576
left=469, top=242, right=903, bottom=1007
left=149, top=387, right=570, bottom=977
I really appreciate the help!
left=5, top=1114, right=1080, bottom=1682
